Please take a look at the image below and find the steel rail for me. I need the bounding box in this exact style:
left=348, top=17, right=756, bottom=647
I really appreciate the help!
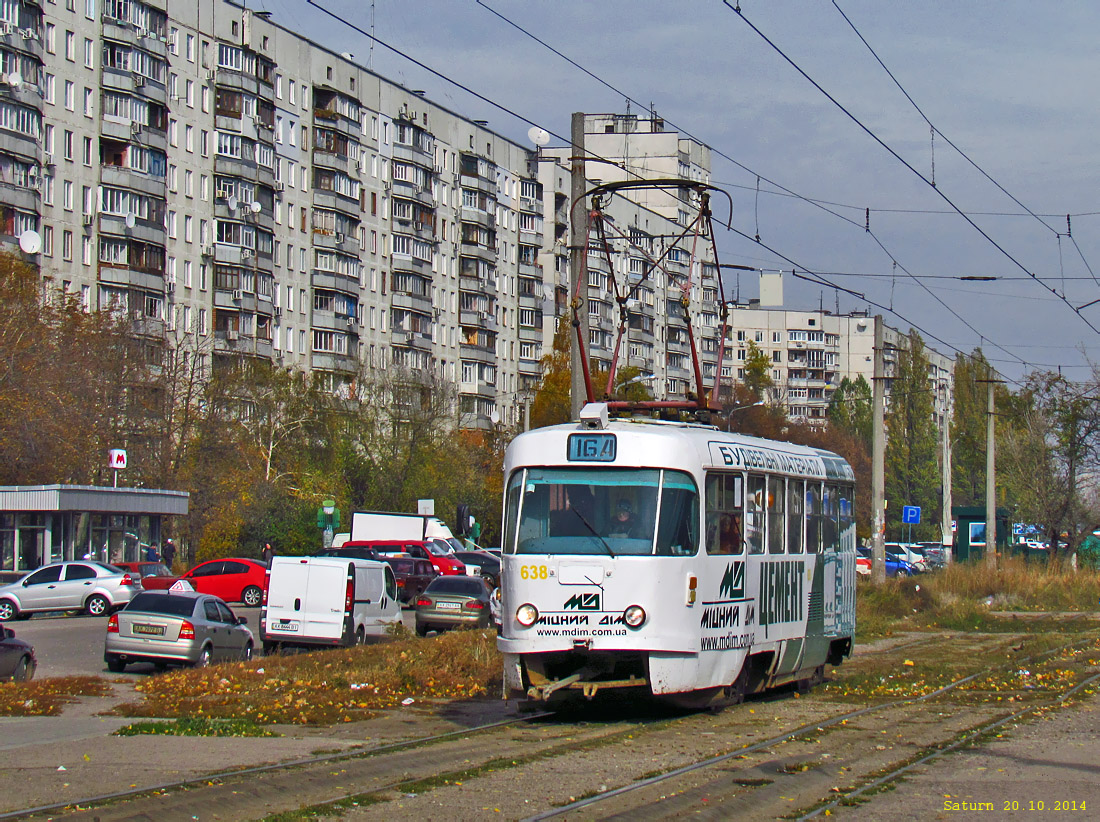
left=0, top=709, right=553, bottom=821
left=523, top=634, right=1100, bottom=821
left=799, top=668, right=1100, bottom=819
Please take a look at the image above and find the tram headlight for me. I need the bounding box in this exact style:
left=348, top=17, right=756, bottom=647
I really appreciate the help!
left=516, top=603, right=539, bottom=627
left=623, top=605, right=646, bottom=628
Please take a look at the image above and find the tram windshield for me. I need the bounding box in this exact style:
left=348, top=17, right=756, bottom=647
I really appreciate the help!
left=503, top=467, right=699, bottom=556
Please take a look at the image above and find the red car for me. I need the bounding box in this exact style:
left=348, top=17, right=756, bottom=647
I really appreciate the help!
left=114, top=561, right=173, bottom=580
left=140, top=558, right=268, bottom=606
left=355, top=540, right=466, bottom=576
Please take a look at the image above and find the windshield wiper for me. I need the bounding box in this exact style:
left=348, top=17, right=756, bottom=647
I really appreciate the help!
left=571, top=509, right=617, bottom=558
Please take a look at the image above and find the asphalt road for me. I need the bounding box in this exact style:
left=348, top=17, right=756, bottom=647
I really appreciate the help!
left=6, top=606, right=417, bottom=678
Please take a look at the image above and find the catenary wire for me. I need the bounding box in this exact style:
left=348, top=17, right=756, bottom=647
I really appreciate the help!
left=471, top=0, right=1047, bottom=376
left=308, top=0, right=1048, bottom=384
left=830, top=0, right=1062, bottom=238
left=722, top=1, right=1100, bottom=338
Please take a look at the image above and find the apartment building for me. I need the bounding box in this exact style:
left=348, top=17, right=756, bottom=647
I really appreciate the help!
left=719, top=304, right=954, bottom=425
left=1, top=1, right=946, bottom=431
left=0, top=1, right=721, bottom=429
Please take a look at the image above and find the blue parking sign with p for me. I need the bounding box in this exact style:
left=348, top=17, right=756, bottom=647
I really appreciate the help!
left=902, top=505, right=921, bottom=524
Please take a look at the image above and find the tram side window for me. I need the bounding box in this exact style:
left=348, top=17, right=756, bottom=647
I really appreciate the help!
left=745, top=473, right=766, bottom=554
left=787, top=478, right=804, bottom=554
left=704, top=472, right=744, bottom=555
left=767, top=475, right=785, bottom=554
left=822, top=485, right=839, bottom=552
left=805, top=483, right=822, bottom=553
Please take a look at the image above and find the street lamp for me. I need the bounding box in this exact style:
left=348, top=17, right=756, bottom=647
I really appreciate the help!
left=620, top=373, right=656, bottom=389
left=726, top=400, right=765, bottom=431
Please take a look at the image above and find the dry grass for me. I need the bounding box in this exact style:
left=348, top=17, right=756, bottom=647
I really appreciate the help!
left=857, top=557, right=1100, bottom=639
left=932, top=557, right=1100, bottom=611
left=0, top=676, right=112, bottom=716
left=111, top=628, right=501, bottom=725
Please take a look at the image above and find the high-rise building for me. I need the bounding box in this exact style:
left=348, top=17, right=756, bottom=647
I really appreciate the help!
left=4, top=1, right=946, bottom=430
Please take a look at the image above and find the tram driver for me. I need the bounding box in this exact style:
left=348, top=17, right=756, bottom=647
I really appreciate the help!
left=608, top=499, right=643, bottom=538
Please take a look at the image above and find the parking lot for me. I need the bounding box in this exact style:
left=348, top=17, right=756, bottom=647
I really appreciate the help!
left=6, top=606, right=419, bottom=679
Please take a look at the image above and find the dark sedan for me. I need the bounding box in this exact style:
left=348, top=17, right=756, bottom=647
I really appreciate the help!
left=451, top=551, right=501, bottom=588
left=380, top=556, right=437, bottom=604
left=0, top=624, right=35, bottom=681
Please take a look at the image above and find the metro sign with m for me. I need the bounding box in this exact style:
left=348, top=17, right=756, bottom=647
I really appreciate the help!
left=108, top=449, right=128, bottom=469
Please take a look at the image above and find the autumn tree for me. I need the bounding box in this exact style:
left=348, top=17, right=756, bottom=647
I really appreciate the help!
left=0, top=252, right=146, bottom=485
left=884, top=331, right=940, bottom=540
left=743, top=340, right=774, bottom=399
left=1008, top=372, right=1100, bottom=561
left=827, top=375, right=872, bottom=447
left=950, top=349, right=1001, bottom=507
left=529, top=314, right=572, bottom=428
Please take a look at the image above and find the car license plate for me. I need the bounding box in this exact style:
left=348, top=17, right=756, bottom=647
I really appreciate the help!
left=437, top=602, right=461, bottom=610
left=132, top=624, right=164, bottom=636
left=271, top=620, right=299, bottom=632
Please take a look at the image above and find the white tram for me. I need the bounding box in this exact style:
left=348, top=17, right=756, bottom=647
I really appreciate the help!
left=497, top=403, right=857, bottom=707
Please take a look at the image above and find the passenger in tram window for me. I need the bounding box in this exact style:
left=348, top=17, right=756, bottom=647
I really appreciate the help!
left=745, top=474, right=767, bottom=554
left=717, top=513, right=743, bottom=554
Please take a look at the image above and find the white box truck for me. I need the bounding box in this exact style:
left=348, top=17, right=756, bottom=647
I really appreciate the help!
left=351, top=511, right=459, bottom=544
left=260, top=556, right=401, bottom=653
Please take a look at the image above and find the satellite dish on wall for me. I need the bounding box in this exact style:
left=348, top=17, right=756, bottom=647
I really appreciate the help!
left=18, top=229, right=41, bottom=255
left=527, top=126, right=550, bottom=147
left=250, top=201, right=262, bottom=214
left=6, top=71, right=22, bottom=90
left=856, top=319, right=868, bottom=331
left=227, top=194, right=239, bottom=211
left=125, top=212, right=136, bottom=229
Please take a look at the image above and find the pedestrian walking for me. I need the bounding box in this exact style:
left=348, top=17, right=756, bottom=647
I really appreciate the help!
left=162, top=540, right=176, bottom=570
left=262, top=542, right=274, bottom=567
left=145, top=543, right=160, bottom=562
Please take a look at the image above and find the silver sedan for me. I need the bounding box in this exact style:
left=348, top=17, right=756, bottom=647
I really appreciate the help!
left=0, top=562, right=141, bottom=620
left=104, top=590, right=254, bottom=672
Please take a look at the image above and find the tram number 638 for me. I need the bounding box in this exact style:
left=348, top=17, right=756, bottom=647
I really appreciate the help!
left=520, top=565, right=549, bottom=580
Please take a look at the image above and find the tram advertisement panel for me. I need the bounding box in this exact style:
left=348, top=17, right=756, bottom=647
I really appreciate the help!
left=697, top=556, right=814, bottom=652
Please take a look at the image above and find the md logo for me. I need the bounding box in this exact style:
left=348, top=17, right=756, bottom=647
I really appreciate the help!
left=719, top=561, right=745, bottom=599
left=563, top=592, right=601, bottom=610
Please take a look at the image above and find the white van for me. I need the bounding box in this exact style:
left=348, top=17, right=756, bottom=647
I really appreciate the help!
left=260, top=556, right=401, bottom=653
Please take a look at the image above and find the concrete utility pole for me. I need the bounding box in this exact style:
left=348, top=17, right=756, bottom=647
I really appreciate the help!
left=569, top=112, right=590, bottom=420
left=985, top=371, right=997, bottom=569
left=941, top=401, right=953, bottom=564
left=871, top=315, right=886, bottom=584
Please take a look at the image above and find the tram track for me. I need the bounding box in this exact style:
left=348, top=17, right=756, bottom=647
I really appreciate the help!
left=522, top=632, right=1100, bottom=822
left=9, top=630, right=1098, bottom=821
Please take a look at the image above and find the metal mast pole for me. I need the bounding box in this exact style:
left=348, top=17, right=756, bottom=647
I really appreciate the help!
left=569, top=112, right=589, bottom=420
left=941, top=396, right=953, bottom=564
left=985, top=371, right=997, bottom=569
left=871, top=315, right=886, bottom=584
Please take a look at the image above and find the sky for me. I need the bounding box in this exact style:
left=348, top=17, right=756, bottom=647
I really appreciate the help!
left=254, top=0, right=1100, bottom=386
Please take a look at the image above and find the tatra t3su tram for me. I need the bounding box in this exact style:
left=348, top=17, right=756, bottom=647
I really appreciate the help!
left=497, top=178, right=856, bottom=706
left=497, top=403, right=857, bottom=707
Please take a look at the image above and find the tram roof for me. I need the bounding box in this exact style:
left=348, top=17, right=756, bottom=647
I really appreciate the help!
left=506, top=416, right=854, bottom=482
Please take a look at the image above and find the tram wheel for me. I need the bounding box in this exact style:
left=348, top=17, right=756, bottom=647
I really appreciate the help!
left=796, top=664, right=825, bottom=694
left=726, top=665, right=751, bottom=705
